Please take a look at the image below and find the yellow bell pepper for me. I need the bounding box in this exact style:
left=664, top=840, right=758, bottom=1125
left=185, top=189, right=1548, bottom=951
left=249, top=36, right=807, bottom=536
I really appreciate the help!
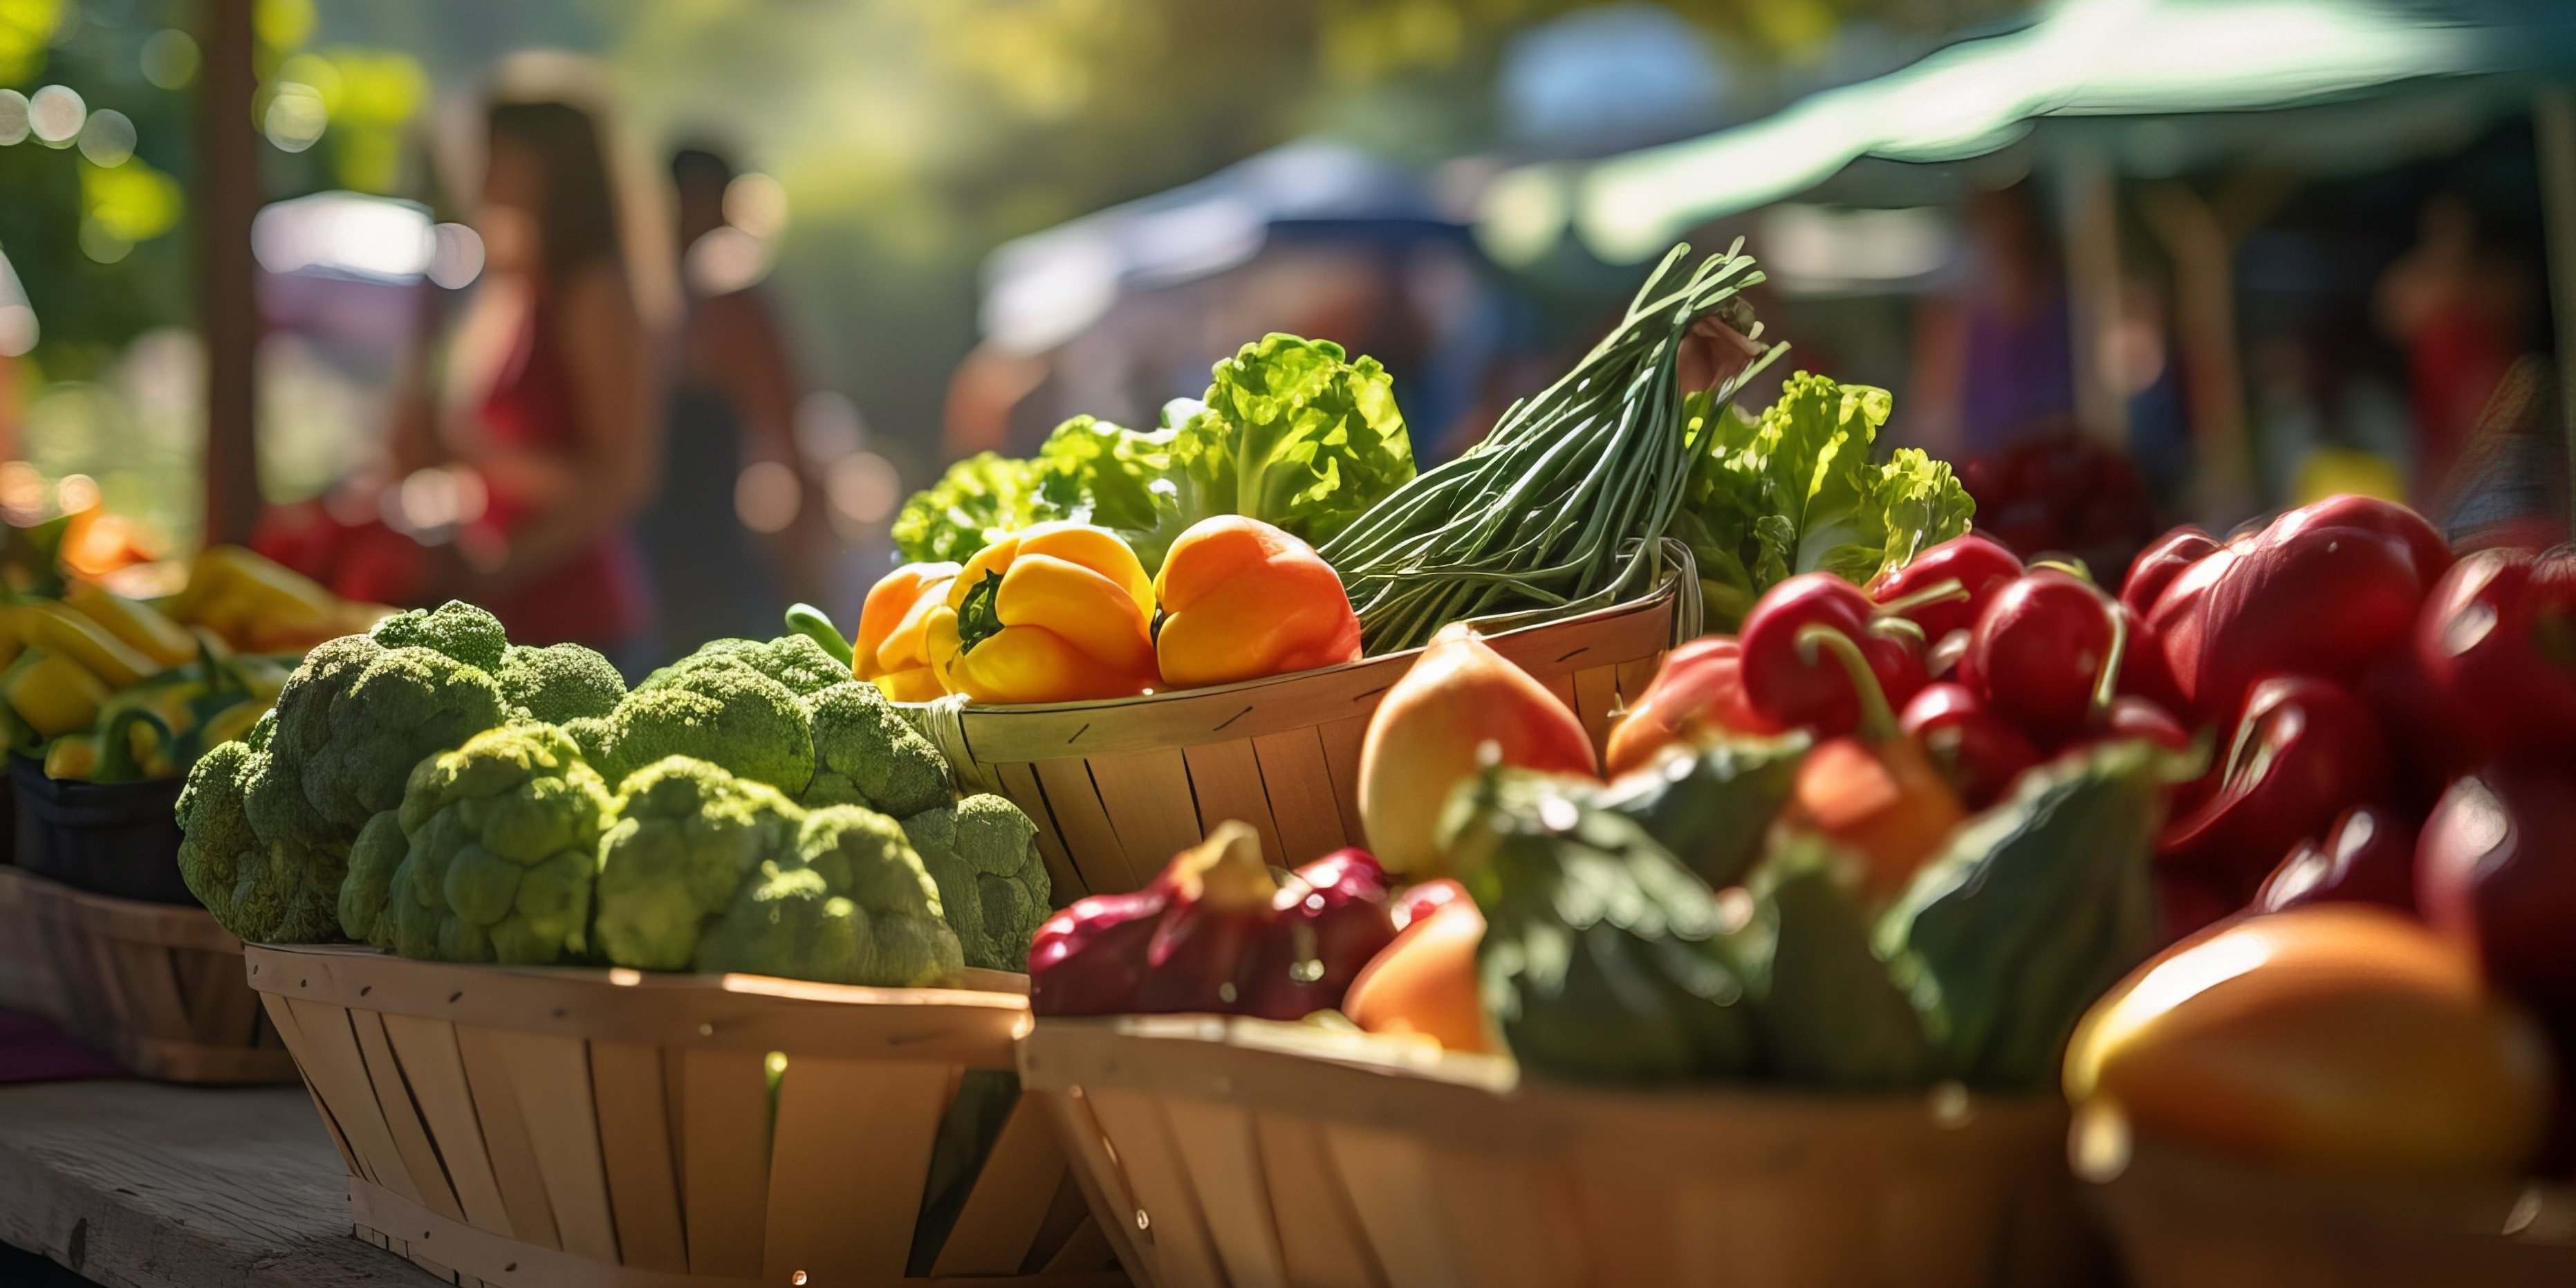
left=65, top=581, right=198, bottom=668
left=856, top=561, right=960, bottom=702
left=1, top=648, right=111, bottom=738
left=924, top=523, right=1158, bottom=703
left=1152, top=515, right=1362, bottom=689
left=1, top=601, right=156, bottom=688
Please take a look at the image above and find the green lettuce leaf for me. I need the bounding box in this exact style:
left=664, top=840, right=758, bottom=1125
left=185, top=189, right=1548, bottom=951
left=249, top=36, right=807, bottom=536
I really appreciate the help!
left=1670, top=373, right=1974, bottom=631
left=1030, top=412, right=1194, bottom=571
left=891, top=452, right=1056, bottom=566
left=1188, top=334, right=1415, bottom=549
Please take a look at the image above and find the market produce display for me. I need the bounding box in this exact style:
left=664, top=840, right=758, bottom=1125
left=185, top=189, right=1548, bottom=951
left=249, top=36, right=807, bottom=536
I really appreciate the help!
left=176, top=599, right=1053, bottom=985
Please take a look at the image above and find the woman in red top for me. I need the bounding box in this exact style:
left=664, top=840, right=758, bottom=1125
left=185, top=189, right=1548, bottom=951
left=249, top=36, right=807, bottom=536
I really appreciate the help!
left=400, top=70, right=665, bottom=663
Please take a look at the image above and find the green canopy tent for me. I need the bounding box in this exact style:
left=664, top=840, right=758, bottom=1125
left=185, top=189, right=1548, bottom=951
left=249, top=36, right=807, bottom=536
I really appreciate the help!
left=1482, top=0, right=2576, bottom=522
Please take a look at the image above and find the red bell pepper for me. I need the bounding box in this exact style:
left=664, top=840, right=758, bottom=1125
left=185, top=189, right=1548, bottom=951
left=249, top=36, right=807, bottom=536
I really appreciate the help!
left=2145, top=495, right=2452, bottom=721
left=1898, top=681, right=2038, bottom=809
left=1238, top=847, right=1401, bottom=1021
left=1739, top=573, right=1927, bottom=737
left=2414, top=547, right=2576, bottom=758
left=1962, top=569, right=2123, bottom=744
left=1867, top=533, right=2023, bottom=641
left=2120, top=526, right=2218, bottom=616
left=1028, top=880, right=1173, bottom=1017
left=2419, top=760, right=2576, bottom=1023
left=2097, top=696, right=2191, bottom=753
left=1602, top=636, right=1774, bottom=776
left=2157, top=674, right=2393, bottom=891
left=1030, top=824, right=1400, bottom=1020
left=2255, top=803, right=2418, bottom=914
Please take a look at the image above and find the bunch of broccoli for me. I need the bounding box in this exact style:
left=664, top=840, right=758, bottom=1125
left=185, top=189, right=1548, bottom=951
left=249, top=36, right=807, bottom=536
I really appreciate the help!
left=179, top=616, right=1053, bottom=986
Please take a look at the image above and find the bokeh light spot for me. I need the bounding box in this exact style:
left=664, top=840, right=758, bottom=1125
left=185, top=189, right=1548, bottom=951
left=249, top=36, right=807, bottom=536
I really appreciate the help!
left=77, top=109, right=136, bottom=167
left=734, top=459, right=801, bottom=533
left=28, top=84, right=86, bottom=146
left=0, top=91, right=28, bottom=146
left=685, top=226, right=770, bottom=296
left=426, top=222, right=486, bottom=289
left=263, top=82, right=328, bottom=153
left=827, top=452, right=900, bottom=526
left=723, top=172, right=787, bottom=239
left=140, top=29, right=199, bottom=90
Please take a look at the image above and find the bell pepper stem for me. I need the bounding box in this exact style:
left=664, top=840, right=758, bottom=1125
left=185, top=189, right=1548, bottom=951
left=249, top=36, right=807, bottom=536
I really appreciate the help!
left=2091, top=594, right=2128, bottom=717
left=952, top=570, right=1005, bottom=654
left=1870, top=578, right=1967, bottom=618
left=1795, top=623, right=1898, bottom=743
left=2030, top=558, right=2095, bottom=583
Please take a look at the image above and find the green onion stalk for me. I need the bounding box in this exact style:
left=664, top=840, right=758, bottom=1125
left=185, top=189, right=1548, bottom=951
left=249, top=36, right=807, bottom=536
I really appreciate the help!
left=1319, top=241, right=1780, bottom=653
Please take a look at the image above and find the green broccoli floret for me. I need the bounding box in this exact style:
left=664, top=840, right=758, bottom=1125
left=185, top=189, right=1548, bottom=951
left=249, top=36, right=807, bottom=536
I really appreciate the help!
left=583, top=667, right=815, bottom=795
left=694, top=806, right=963, bottom=986
left=339, top=809, right=409, bottom=948
left=594, top=755, right=806, bottom=970
left=299, top=643, right=512, bottom=832
left=642, top=634, right=848, bottom=699
left=498, top=643, right=627, bottom=724
left=369, top=600, right=510, bottom=674
left=804, top=680, right=952, bottom=818
left=901, top=794, right=1051, bottom=971
left=177, top=739, right=337, bottom=941
left=378, top=724, right=617, bottom=964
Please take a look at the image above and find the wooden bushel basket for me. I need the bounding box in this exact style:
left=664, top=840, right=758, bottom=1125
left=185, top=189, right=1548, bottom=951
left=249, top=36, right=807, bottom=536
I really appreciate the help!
left=906, top=544, right=1700, bottom=902
left=245, top=944, right=1127, bottom=1288
left=2079, top=1112, right=2576, bottom=1288
left=0, top=864, right=292, bottom=1083
left=1019, top=1017, right=2094, bottom=1288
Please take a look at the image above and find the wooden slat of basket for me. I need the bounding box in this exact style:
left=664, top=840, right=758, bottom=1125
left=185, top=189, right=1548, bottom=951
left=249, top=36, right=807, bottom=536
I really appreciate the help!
left=382, top=1013, right=516, bottom=1236
left=997, top=760, right=1081, bottom=901
left=1427, top=1148, right=1576, bottom=1288
left=109, top=934, right=193, bottom=1041
left=761, top=1055, right=952, bottom=1284
left=1314, top=715, right=1371, bottom=843
left=1088, top=747, right=1201, bottom=883
left=180, top=944, right=263, bottom=1047
left=677, top=1047, right=768, bottom=1278
left=455, top=1021, right=565, bottom=1251
left=260, top=993, right=367, bottom=1179
left=1039, top=1089, right=1151, bottom=1284
left=1033, top=758, right=1145, bottom=897
left=245, top=944, right=1028, bottom=1066
left=284, top=995, right=427, bottom=1206
left=1245, top=727, right=1346, bottom=865
left=1252, top=1113, right=1384, bottom=1288
left=932, top=1094, right=1075, bottom=1278
left=1086, top=1088, right=1223, bottom=1288
left=491, top=1029, right=620, bottom=1262
left=590, top=1040, right=689, bottom=1273
left=1322, top=1125, right=1466, bottom=1288
left=349, top=1006, right=470, bottom=1224
left=1571, top=664, right=1623, bottom=753
left=1161, top=1097, right=1286, bottom=1288
left=1180, top=740, right=1285, bottom=867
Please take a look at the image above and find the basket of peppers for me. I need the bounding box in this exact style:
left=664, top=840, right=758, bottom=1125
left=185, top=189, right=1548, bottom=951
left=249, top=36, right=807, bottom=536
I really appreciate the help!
left=1016, top=565, right=2196, bottom=1288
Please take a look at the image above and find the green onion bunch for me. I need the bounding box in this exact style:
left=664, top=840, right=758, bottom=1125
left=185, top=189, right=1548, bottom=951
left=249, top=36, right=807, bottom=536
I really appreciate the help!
left=1319, top=241, right=1776, bottom=652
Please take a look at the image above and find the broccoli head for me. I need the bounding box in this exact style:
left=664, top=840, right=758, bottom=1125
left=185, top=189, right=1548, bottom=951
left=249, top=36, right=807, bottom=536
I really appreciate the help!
left=582, top=666, right=815, bottom=795
left=378, top=724, right=617, bottom=964
left=693, top=806, right=963, bottom=986
left=804, top=680, right=952, bottom=818
left=369, top=599, right=510, bottom=673
left=594, top=755, right=806, bottom=970
left=339, top=809, right=409, bottom=948
left=177, top=736, right=349, bottom=942
left=498, top=643, right=627, bottom=724
left=901, top=794, right=1051, bottom=970
left=643, top=634, right=849, bottom=699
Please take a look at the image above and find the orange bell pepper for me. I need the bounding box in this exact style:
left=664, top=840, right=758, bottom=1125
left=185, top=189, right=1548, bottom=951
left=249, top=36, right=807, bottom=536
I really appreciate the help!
left=855, top=561, right=959, bottom=701
left=1152, top=515, right=1362, bottom=689
left=924, top=522, right=1158, bottom=703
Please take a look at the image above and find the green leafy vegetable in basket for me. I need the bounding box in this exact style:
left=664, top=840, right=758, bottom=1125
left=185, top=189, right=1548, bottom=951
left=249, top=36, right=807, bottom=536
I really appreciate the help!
left=893, top=335, right=1414, bottom=573
left=1738, top=835, right=1936, bottom=1089
left=1873, top=739, right=2171, bottom=1090
left=1670, top=373, right=1976, bottom=632
left=1592, top=730, right=1810, bottom=890
left=1449, top=766, right=1758, bottom=1083
left=1319, top=243, right=1777, bottom=653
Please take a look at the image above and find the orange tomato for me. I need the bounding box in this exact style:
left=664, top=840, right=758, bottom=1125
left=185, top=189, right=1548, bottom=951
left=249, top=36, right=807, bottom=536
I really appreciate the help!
left=2066, top=905, right=2554, bottom=1178
left=1343, top=891, right=1493, bottom=1053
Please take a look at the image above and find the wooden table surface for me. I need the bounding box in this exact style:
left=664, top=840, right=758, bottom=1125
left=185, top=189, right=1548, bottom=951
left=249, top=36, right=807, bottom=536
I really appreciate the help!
left=0, top=1080, right=438, bottom=1288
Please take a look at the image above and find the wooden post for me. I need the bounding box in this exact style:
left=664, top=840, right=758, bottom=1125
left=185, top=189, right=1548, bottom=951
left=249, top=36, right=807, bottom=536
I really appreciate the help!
left=2140, top=181, right=2255, bottom=526
left=2536, top=86, right=2576, bottom=510
left=2058, top=153, right=2129, bottom=448
left=196, top=0, right=259, bottom=544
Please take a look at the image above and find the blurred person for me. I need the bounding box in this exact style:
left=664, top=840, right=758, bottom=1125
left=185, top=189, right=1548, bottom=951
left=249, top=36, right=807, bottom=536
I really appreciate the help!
left=389, top=59, right=671, bottom=667
left=1905, top=185, right=2075, bottom=461
left=2374, top=192, right=2535, bottom=502
left=639, top=145, right=828, bottom=653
